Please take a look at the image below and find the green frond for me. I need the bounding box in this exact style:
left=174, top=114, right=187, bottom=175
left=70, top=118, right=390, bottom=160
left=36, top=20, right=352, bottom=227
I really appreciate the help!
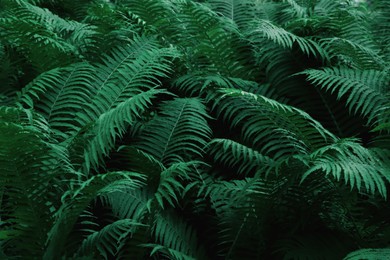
left=0, top=107, right=71, bottom=257
left=76, top=219, right=147, bottom=259
left=344, top=248, right=390, bottom=260
left=0, top=0, right=97, bottom=71
left=206, top=176, right=288, bottom=259
left=206, top=0, right=258, bottom=30
left=135, top=97, right=212, bottom=166
left=119, top=0, right=179, bottom=38
left=44, top=171, right=147, bottom=259
left=145, top=212, right=207, bottom=260
left=154, top=161, right=198, bottom=210
left=300, top=67, right=389, bottom=124
left=116, top=145, right=164, bottom=176
left=206, top=177, right=286, bottom=214
left=301, top=138, right=390, bottom=198
left=104, top=188, right=150, bottom=221
left=82, top=88, right=166, bottom=172
left=209, top=88, right=335, bottom=160
left=207, top=138, right=277, bottom=176
left=16, top=63, right=95, bottom=136
left=173, top=72, right=260, bottom=97
left=320, top=37, right=386, bottom=69
left=246, top=19, right=327, bottom=60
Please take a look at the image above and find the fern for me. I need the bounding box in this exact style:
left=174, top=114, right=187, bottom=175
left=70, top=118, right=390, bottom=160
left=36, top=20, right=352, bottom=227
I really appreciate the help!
left=344, top=248, right=390, bottom=260
left=135, top=98, right=212, bottom=166
left=207, top=138, right=277, bottom=176
left=76, top=219, right=147, bottom=259
left=246, top=19, right=327, bottom=59
left=300, top=138, right=390, bottom=198
left=44, top=171, right=146, bottom=259
left=2, top=0, right=390, bottom=259
left=145, top=212, right=207, bottom=260
left=208, top=88, right=335, bottom=160
left=300, top=67, right=389, bottom=124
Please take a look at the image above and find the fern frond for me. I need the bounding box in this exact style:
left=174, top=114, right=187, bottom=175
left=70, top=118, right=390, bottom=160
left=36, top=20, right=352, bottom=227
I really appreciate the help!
left=0, top=107, right=72, bottom=257
left=344, top=248, right=390, bottom=260
left=135, top=98, right=212, bottom=166
left=76, top=219, right=147, bottom=259
left=206, top=176, right=287, bottom=259
left=206, top=0, right=258, bottom=29
left=301, top=138, right=390, bottom=198
left=299, top=67, right=389, bottom=124
left=44, top=171, right=146, bottom=259
left=154, top=161, right=198, bottom=210
left=209, top=88, right=335, bottom=160
left=207, top=138, right=277, bottom=176
left=83, top=88, right=166, bottom=172
left=0, top=0, right=97, bottom=71
left=145, top=212, right=207, bottom=260
left=320, top=37, right=386, bottom=69
left=17, top=35, right=178, bottom=172
left=246, top=19, right=327, bottom=59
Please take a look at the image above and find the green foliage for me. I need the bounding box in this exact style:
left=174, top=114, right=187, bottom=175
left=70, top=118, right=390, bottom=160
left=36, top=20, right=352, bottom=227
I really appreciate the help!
left=1, top=0, right=390, bottom=259
left=344, top=248, right=390, bottom=260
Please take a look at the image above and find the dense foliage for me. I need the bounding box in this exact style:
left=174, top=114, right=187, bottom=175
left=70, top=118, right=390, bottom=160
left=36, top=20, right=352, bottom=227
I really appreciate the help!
left=1, top=0, right=390, bottom=259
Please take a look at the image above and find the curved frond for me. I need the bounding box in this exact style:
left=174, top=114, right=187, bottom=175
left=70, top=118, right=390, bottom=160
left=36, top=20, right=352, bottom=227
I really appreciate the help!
left=76, top=219, right=147, bottom=259
left=246, top=19, right=327, bottom=59
left=209, top=88, right=335, bottom=160
left=301, top=138, right=390, bottom=198
left=300, top=67, right=389, bottom=124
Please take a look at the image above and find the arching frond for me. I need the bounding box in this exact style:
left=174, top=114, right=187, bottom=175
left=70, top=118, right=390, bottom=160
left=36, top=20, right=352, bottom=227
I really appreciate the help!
left=301, top=138, right=390, bottom=198
left=76, top=219, right=147, bottom=259
left=16, top=35, right=178, bottom=172
left=209, top=88, right=335, bottom=160
left=299, top=67, right=389, bottom=124
left=246, top=19, right=327, bottom=59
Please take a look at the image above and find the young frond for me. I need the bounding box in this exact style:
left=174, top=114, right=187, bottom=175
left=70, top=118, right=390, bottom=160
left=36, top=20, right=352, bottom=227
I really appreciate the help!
left=135, top=98, right=212, bottom=166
